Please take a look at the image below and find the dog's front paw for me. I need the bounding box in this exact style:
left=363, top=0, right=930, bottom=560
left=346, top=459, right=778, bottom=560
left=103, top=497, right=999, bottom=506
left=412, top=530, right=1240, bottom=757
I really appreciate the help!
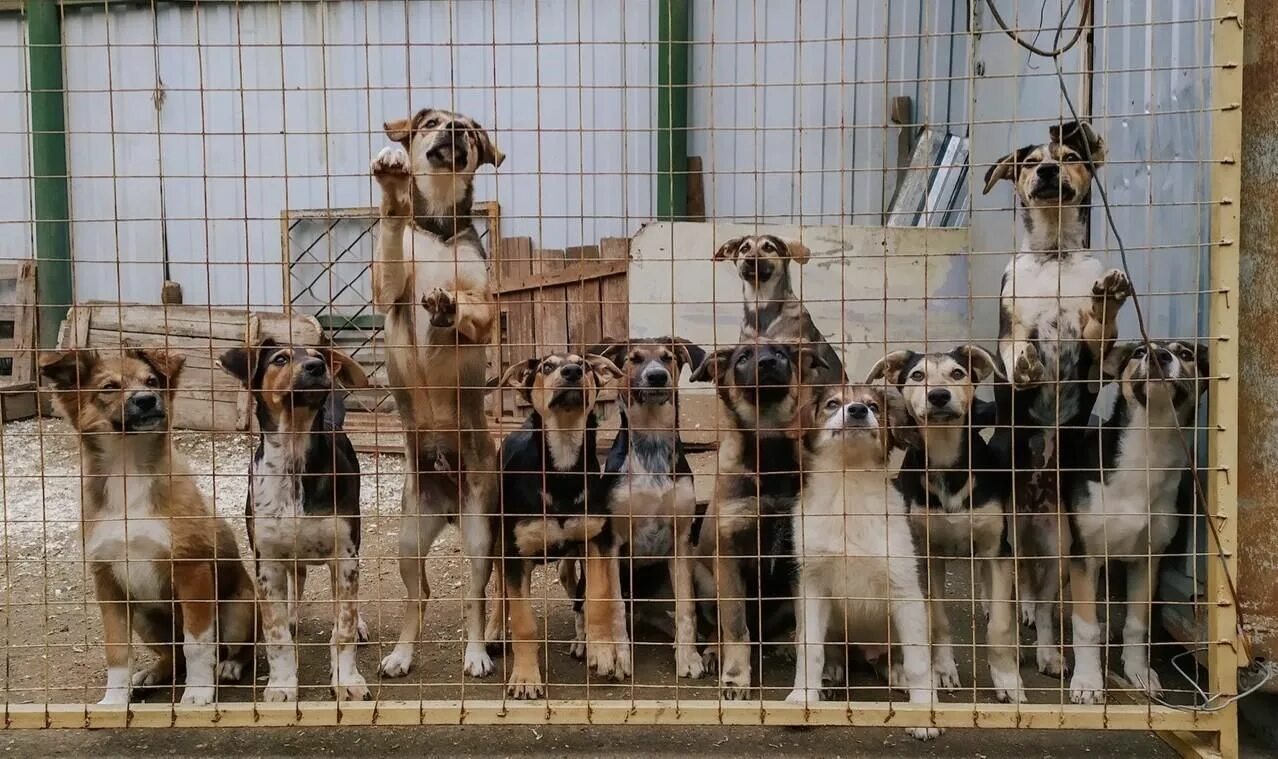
left=371, top=146, right=411, bottom=185
left=1012, top=344, right=1046, bottom=388
left=421, top=288, right=458, bottom=328
left=1092, top=268, right=1132, bottom=307
left=263, top=676, right=299, bottom=703
left=907, top=726, right=944, bottom=742
left=464, top=642, right=495, bottom=678
left=332, top=671, right=371, bottom=702
left=216, top=658, right=245, bottom=683
left=719, top=664, right=752, bottom=700
left=991, top=666, right=1028, bottom=704
left=379, top=646, right=414, bottom=678
left=180, top=685, right=216, bottom=706
left=676, top=645, right=705, bottom=679
left=1070, top=669, right=1105, bottom=705
left=1019, top=601, right=1037, bottom=628
left=506, top=667, right=545, bottom=699
left=587, top=641, right=631, bottom=681
left=1037, top=646, right=1066, bottom=677
left=701, top=646, right=720, bottom=675
left=785, top=688, right=821, bottom=704
left=97, top=688, right=130, bottom=706
left=934, top=654, right=961, bottom=691
left=356, top=613, right=370, bottom=644
left=1123, top=665, right=1164, bottom=700
left=131, top=662, right=172, bottom=688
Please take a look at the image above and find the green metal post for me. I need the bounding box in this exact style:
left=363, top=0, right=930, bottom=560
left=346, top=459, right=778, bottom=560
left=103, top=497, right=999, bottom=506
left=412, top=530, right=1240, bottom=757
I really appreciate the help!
left=656, top=0, right=690, bottom=220
left=26, top=0, right=72, bottom=348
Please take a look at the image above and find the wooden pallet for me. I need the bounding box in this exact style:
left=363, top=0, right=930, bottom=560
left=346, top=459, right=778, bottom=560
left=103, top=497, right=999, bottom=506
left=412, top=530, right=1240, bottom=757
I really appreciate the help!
left=0, top=261, right=37, bottom=422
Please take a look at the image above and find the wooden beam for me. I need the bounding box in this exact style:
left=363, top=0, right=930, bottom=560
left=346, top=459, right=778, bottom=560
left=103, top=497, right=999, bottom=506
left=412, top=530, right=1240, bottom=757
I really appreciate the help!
left=496, top=259, right=628, bottom=295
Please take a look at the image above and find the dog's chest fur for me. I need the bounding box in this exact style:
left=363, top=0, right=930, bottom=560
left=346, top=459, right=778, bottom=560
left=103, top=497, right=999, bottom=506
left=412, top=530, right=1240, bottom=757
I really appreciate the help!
left=250, top=434, right=356, bottom=562
left=84, top=452, right=173, bottom=601
left=603, top=414, right=694, bottom=559
left=895, top=432, right=1010, bottom=558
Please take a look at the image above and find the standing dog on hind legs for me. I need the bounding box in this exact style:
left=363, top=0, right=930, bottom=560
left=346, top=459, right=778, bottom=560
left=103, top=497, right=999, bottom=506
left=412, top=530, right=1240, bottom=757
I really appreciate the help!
left=983, top=120, right=1131, bottom=676
left=370, top=107, right=505, bottom=679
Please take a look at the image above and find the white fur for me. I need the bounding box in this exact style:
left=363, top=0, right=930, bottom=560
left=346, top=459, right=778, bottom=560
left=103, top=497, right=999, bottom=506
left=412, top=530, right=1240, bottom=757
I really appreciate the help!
left=85, top=471, right=172, bottom=602
left=1069, top=614, right=1105, bottom=705
left=99, top=666, right=132, bottom=705
left=180, top=626, right=217, bottom=705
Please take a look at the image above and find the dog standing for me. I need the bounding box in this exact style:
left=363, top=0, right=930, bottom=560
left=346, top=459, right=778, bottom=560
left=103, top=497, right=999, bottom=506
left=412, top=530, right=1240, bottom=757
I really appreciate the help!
left=496, top=351, right=626, bottom=698
left=41, top=349, right=255, bottom=705
left=786, top=381, right=940, bottom=741
left=370, top=107, right=505, bottom=679
left=867, top=346, right=1024, bottom=703
left=983, top=121, right=1131, bottom=674
left=1066, top=341, right=1207, bottom=704
left=218, top=339, right=372, bottom=702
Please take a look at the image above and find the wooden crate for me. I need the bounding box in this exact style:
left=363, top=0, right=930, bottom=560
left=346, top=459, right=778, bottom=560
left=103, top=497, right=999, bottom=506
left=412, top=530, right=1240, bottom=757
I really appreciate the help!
left=0, top=261, right=37, bottom=421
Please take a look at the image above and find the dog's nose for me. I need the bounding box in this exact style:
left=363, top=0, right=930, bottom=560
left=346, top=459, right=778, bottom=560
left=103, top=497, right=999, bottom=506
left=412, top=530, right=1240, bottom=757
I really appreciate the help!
left=757, top=355, right=778, bottom=370
left=1037, top=163, right=1060, bottom=180
left=927, top=388, right=952, bottom=407
left=560, top=364, right=584, bottom=381
left=301, top=358, right=327, bottom=377
left=129, top=392, right=158, bottom=412
left=643, top=368, right=669, bottom=387
left=1155, top=348, right=1174, bottom=366
left=847, top=403, right=869, bottom=420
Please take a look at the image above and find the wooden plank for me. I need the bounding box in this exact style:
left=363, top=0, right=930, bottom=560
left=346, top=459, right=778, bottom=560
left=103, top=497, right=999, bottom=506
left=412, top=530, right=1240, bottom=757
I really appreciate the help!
left=563, top=245, right=599, bottom=350
left=599, top=238, right=630, bottom=341
left=686, top=156, right=706, bottom=222
left=2, top=261, right=35, bottom=387
left=535, top=250, right=569, bottom=355
left=0, top=382, right=37, bottom=422
left=495, top=259, right=628, bottom=295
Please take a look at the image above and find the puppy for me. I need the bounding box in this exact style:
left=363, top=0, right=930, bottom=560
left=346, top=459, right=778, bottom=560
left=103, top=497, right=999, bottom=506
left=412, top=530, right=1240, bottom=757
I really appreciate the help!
left=867, top=346, right=1024, bottom=703
left=689, top=340, right=828, bottom=698
left=983, top=121, right=1131, bottom=673
left=370, top=107, right=505, bottom=679
left=40, top=349, right=255, bottom=705
left=217, top=339, right=372, bottom=702
left=497, top=351, right=626, bottom=698
left=714, top=235, right=846, bottom=387
left=1066, top=341, right=1208, bottom=704
left=786, top=382, right=940, bottom=741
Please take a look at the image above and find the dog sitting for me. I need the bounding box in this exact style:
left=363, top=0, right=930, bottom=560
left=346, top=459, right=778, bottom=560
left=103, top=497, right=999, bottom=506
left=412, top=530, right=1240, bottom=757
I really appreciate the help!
left=1066, top=341, right=1207, bottom=704
left=867, top=345, right=1024, bottom=703
left=370, top=107, right=505, bottom=679
left=983, top=121, right=1131, bottom=674
left=714, top=234, right=846, bottom=387
left=40, top=349, right=255, bottom=705
left=786, top=381, right=940, bottom=741
left=689, top=340, right=828, bottom=698
left=497, top=351, right=626, bottom=698
left=217, top=339, right=372, bottom=702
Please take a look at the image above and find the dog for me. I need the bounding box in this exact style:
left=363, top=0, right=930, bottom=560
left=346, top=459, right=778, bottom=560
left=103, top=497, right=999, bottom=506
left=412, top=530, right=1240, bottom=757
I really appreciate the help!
left=866, top=345, right=1024, bottom=703
left=689, top=339, right=828, bottom=698
left=370, top=107, right=505, bottom=679
left=1066, top=341, right=1207, bottom=704
left=983, top=121, right=1131, bottom=674
left=714, top=235, right=846, bottom=387
left=785, top=381, right=940, bottom=741
left=217, top=339, right=373, bottom=702
left=496, top=351, right=626, bottom=698
left=40, top=348, right=255, bottom=705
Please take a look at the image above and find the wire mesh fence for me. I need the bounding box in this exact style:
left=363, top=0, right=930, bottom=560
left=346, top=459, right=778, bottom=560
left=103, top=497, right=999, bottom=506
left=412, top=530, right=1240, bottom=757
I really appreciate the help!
left=0, top=0, right=1248, bottom=755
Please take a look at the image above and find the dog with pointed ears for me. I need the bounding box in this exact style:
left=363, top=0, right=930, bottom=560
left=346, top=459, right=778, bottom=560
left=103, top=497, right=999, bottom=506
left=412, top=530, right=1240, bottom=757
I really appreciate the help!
left=40, top=348, right=256, bottom=705
left=495, top=350, right=626, bottom=698
left=983, top=121, right=1132, bottom=674
left=1065, top=341, right=1207, bottom=705
left=370, top=107, right=505, bottom=680
left=867, top=345, right=1025, bottom=704
left=217, top=339, right=373, bottom=702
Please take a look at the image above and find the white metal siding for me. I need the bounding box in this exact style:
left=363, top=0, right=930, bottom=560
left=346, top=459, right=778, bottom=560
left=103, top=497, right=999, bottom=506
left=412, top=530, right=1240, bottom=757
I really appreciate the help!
left=0, top=16, right=32, bottom=263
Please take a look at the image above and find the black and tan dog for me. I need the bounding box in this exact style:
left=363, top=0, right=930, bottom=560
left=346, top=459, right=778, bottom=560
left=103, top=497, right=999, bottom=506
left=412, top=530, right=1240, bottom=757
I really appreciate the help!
left=689, top=339, right=828, bottom=698
left=497, top=351, right=625, bottom=698
left=370, top=107, right=505, bottom=679
left=41, top=349, right=255, bottom=705
left=714, top=235, right=846, bottom=387
left=217, top=339, right=372, bottom=702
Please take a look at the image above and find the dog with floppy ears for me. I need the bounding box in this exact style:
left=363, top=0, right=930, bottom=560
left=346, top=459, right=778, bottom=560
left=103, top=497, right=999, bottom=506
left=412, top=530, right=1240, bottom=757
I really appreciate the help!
left=1066, top=340, right=1208, bottom=704
left=786, top=380, right=939, bottom=741
left=983, top=120, right=1131, bottom=674
left=867, top=345, right=1024, bottom=704
left=370, top=107, right=505, bottom=679
left=41, top=348, right=255, bottom=705
left=496, top=350, right=626, bottom=698
left=218, top=339, right=372, bottom=702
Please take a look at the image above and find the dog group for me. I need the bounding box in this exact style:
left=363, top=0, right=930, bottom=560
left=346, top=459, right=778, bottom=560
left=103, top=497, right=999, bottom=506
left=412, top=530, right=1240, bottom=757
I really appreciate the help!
left=38, top=109, right=1206, bottom=739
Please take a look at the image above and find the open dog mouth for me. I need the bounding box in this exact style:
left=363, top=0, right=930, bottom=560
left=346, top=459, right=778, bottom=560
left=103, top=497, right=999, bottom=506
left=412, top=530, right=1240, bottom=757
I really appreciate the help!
left=548, top=388, right=586, bottom=409
left=631, top=387, right=673, bottom=405
left=921, top=407, right=962, bottom=423
left=739, top=260, right=775, bottom=283
left=123, top=410, right=166, bottom=432
left=1030, top=181, right=1076, bottom=202
left=426, top=141, right=467, bottom=170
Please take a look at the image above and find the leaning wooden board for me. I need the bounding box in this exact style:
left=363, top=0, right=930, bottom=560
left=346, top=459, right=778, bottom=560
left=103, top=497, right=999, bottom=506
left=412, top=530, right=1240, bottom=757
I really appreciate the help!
left=55, top=302, right=322, bottom=432
left=0, top=261, right=38, bottom=421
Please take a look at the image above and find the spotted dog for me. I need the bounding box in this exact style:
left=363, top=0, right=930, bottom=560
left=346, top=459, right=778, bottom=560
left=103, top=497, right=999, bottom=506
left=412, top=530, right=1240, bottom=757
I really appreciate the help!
left=217, top=339, right=372, bottom=702
left=40, top=349, right=255, bottom=705
left=1066, top=341, right=1207, bottom=704
left=867, top=345, right=1024, bottom=703
left=983, top=121, right=1131, bottom=673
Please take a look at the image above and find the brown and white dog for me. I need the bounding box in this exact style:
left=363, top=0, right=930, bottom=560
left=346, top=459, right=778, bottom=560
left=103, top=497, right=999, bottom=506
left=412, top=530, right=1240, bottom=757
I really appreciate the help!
left=41, top=349, right=255, bottom=705
left=370, top=107, right=505, bottom=679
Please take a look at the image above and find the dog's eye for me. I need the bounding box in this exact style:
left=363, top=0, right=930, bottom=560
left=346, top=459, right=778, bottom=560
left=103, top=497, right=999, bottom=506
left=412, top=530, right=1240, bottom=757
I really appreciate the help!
left=541, top=363, right=556, bottom=375
left=1179, top=348, right=1195, bottom=362
left=424, top=118, right=439, bottom=129
left=660, top=352, right=674, bottom=363
left=825, top=397, right=841, bottom=410
left=272, top=353, right=289, bottom=366
left=101, top=381, right=120, bottom=392
left=629, top=353, right=643, bottom=365
left=950, top=368, right=965, bottom=380
left=737, top=354, right=750, bottom=366
left=1133, top=347, right=1147, bottom=359
left=866, top=401, right=880, bottom=413
left=909, top=370, right=925, bottom=382
left=144, top=375, right=160, bottom=388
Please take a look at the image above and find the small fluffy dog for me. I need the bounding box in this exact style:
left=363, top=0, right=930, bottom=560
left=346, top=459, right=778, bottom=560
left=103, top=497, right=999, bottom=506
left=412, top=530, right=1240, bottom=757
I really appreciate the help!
left=41, top=349, right=255, bottom=705
left=1066, top=341, right=1207, bottom=704
left=370, top=107, right=505, bottom=679
left=714, top=235, right=846, bottom=387
left=786, top=382, right=940, bottom=742
left=867, top=345, right=1024, bottom=703
left=689, top=340, right=828, bottom=698
left=497, top=351, right=626, bottom=698
left=218, top=339, right=372, bottom=702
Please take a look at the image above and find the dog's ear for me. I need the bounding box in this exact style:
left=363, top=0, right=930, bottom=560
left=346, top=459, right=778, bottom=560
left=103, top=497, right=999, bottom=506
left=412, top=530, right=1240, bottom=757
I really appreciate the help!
left=783, top=238, right=811, bottom=264
left=797, top=344, right=831, bottom=382
left=689, top=347, right=733, bottom=385
left=39, top=350, right=97, bottom=390
left=384, top=117, right=412, bottom=145
left=667, top=337, right=706, bottom=372
left=586, top=337, right=629, bottom=368
left=982, top=145, right=1036, bottom=195
left=1193, top=342, right=1210, bottom=383
left=130, top=349, right=185, bottom=388
left=952, top=344, right=1005, bottom=383
left=472, top=121, right=505, bottom=168
left=1102, top=341, right=1140, bottom=380
left=320, top=347, right=371, bottom=389
left=584, top=354, right=623, bottom=385
left=500, top=357, right=541, bottom=403
left=713, top=236, right=748, bottom=262
left=1051, top=120, right=1106, bottom=167
left=880, top=385, right=921, bottom=450
left=864, top=350, right=916, bottom=385
left=216, top=347, right=256, bottom=388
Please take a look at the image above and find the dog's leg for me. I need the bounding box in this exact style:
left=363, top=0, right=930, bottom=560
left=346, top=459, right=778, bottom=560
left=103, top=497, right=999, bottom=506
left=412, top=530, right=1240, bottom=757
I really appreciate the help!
left=1000, top=320, right=1044, bottom=389
left=132, top=609, right=177, bottom=689
left=888, top=547, right=942, bottom=741
left=927, top=558, right=960, bottom=690
left=715, top=550, right=752, bottom=699
left=1069, top=559, right=1105, bottom=704
left=380, top=512, right=447, bottom=678
left=987, top=557, right=1026, bottom=703
left=370, top=146, right=413, bottom=311
left=1033, top=518, right=1067, bottom=677
left=173, top=560, right=219, bottom=706
left=215, top=578, right=256, bottom=684
left=328, top=556, right=370, bottom=701
left=1083, top=269, right=1132, bottom=359
left=672, top=510, right=704, bottom=679
left=92, top=570, right=133, bottom=705
left=254, top=559, right=298, bottom=702
left=505, top=565, right=544, bottom=699
left=1017, top=556, right=1039, bottom=627
left=584, top=542, right=627, bottom=681
left=485, top=560, right=508, bottom=648
left=1121, top=556, right=1163, bottom=698
left=459, top=508, right=496, bottom=677
left=607, top=546, right=633, bottom=678
left=785, top=574, right=830, bottom=704
left=288, top=563, right=306, bottom=635
left=558, top=558, right=587, bottom=659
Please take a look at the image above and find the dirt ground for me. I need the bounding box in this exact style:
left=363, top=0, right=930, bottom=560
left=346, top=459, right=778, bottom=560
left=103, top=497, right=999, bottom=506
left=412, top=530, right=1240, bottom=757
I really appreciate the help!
left=0, top=418, right=1195, bottom=754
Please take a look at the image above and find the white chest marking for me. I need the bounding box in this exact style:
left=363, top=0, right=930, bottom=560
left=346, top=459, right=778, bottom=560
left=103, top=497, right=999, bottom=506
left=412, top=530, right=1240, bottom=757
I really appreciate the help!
left=86, top=474, right=171, bottom=601
left=251, top=436, right=353, bottom=563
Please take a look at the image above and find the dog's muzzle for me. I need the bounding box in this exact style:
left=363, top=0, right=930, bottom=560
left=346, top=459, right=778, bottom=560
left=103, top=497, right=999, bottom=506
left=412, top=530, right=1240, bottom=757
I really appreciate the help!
left=632, top=366, right=673, bottom=404
left=739, top=259, right=775, bottom=284
left=426, top=135, right=468, bottom=170
left=123, top=391, right=166, bottom=431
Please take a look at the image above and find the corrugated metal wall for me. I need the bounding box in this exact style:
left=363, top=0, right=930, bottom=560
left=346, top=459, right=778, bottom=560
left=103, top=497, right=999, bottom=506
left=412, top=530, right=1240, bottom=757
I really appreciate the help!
left=0, top=17, right=31, bottom=265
